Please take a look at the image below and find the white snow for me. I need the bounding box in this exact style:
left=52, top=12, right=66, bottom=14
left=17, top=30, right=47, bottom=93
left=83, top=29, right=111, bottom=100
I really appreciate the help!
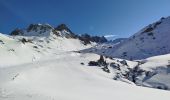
left=134, top=54, right=170, bottom=89
left=0, top=33, right=92, bottom=67
left=1, top=19, right=170, bottom=100
left=0, top=52, right=170, bottom=100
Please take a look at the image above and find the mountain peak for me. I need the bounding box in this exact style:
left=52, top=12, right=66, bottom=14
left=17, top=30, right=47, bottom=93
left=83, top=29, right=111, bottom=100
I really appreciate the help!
left=26, top=24, right=53, bottom=33
left=55, top=24, right=73, bottom=34
left=54, top=24, right=77, bottom=38
left=9, top=23, right=107, bottom=44
left=10, top=28, right=24, bottom=36
left=10, top=24, right=53, bottom=36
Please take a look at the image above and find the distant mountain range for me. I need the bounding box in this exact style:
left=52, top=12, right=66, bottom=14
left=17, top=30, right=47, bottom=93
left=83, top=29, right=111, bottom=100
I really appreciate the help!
left=10, top=23, right=107, bottom=45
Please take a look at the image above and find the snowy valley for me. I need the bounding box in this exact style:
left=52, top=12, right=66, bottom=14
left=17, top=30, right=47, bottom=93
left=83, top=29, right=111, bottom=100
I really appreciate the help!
left=1, top=17, right=170, bottom=100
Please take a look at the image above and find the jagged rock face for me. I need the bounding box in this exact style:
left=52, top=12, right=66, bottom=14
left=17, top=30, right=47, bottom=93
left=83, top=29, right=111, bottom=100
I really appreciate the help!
left=24, top=24, right=53, bottom=36
left=10, top=24, right=53, bottom=36
left=78, top=34, right=91, bottom=45
left=91, top=36, right=107, bottom=43
left=27, top=24, right=53, bottom=33
left=10, top=24, right=77, bottom=38
left=9, top=23, right=107, bottom=44
left=54, top=24, right=77, bottom=38
left=10, top=28, right=24, bottom=35
left=78, top=34, right=107, bottom=45
left=55, top=24, right=73, bottom=33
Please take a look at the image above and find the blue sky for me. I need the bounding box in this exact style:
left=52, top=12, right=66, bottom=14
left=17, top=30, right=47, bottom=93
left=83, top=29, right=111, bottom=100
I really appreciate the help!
left=0, top=0, right=170, bottom=39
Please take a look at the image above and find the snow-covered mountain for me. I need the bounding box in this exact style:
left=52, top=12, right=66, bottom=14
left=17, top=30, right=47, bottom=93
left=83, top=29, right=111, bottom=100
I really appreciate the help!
left=10, top=24, right=107, bottom=44
left=1, top=21, right=170, bottom=100
left=11, top=24, right=54, bottom=36
left=82, top=16, right=170, bottom=60
left=0, top=23, right=96, bottom=67
left=0, top=32, right=92, bottom=66
left=0, top=23, right=109, bottom=66
left=78, top=16, right=170, bottom=91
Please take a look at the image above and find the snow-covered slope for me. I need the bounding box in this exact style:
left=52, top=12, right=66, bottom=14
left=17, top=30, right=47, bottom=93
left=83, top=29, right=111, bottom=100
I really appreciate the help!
left=81, top=38, right=126, bottom=55
left=0, top=31, right=92, bottom=67
left=82, top=16, right=170, bottom=60
left=0, top=52, right=170, bottom=100
left=79, top=51, right=170, bottom=90
left=1, top=21, right=170, bottom=100
left=78, top=16, right=170, bottom=90
left=130, top=54, right=170, bottom=90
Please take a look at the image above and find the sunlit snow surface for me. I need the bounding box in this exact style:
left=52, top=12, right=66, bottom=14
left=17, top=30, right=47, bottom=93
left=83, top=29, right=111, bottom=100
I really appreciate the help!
left=0, top=33, right=170, bottom=100
left=0, top=52, right=170, bottom=100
